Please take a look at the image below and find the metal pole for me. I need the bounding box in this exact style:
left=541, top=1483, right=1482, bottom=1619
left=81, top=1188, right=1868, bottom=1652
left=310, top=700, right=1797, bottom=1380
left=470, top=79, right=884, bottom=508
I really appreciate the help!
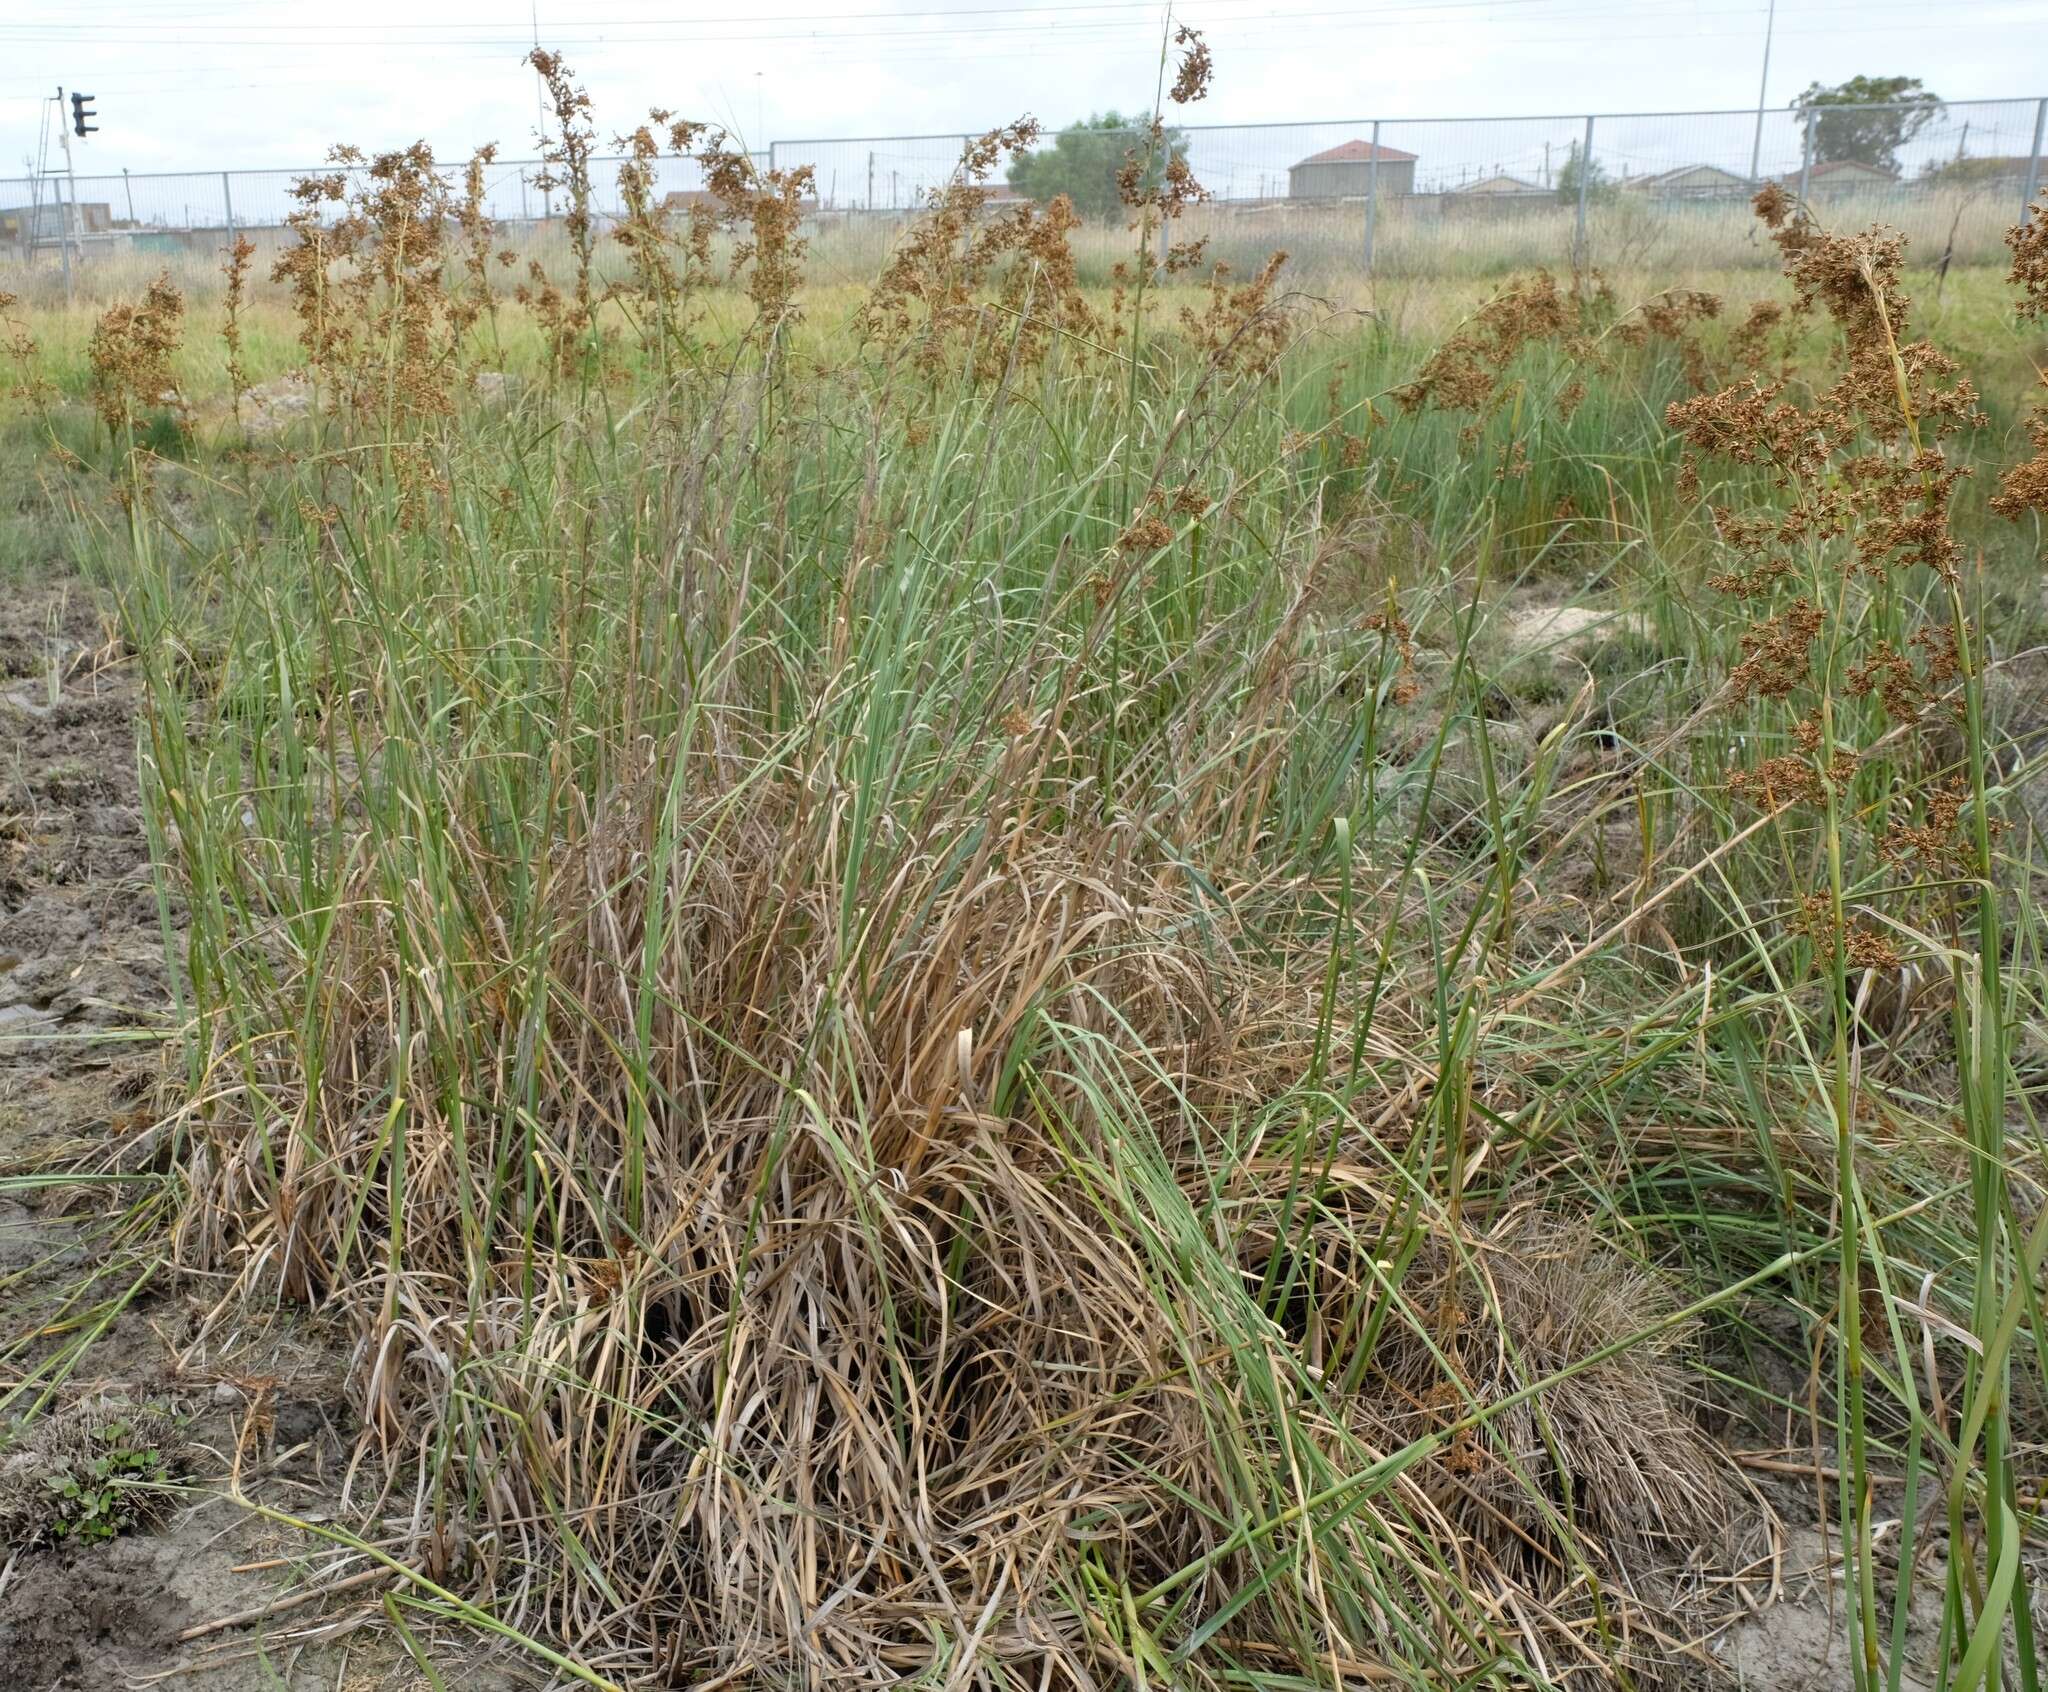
left=222, top=170, right=235, bottom=239
left=122, top=165, right=134, bottom=226
left=529, top=0, right=546, bottom=159
left=1796, top=108, right=1815, bottom=209
left=1364, top=117, right=1380, bottom=274
left=2023, top=96, right=2046, bottom=229
left=1746, top=0, right=1776, bottom=185
left=1573, top=113, right=1594, bottom=272
left=58, top=172, right=72, bottom=297
left=55, top=87, right=77, bottom=299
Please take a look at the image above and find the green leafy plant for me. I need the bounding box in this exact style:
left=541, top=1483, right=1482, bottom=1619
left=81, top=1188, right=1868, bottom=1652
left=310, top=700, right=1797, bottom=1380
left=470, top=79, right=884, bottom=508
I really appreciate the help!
left=40, top=1420, right=174, bottom=1545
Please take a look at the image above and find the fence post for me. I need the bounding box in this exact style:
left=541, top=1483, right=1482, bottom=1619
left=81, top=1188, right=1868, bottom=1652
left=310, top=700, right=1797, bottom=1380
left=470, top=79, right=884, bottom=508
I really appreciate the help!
left=221, top=170, right=236, bottom=241
left=1795, top=109, right=1815, bottom=208
left=2023, top=96, right=2046, bottom=229
left=1364, top=118, right=1380, bottom=274
left=1573, top=113, right=1594, bottom=272
left=122, top=166, right=134, bottom=226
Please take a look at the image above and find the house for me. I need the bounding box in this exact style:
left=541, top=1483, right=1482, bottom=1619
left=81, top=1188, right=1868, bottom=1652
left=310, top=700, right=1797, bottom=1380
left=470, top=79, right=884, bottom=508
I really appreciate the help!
left=1451, top=173, right=1547, bottom=197
left=0, top=199, right=114, bottom=246
left=0, top=204, right=44, bottom=246
left=1442, top=173, right=1551, bottom=219
left=1626, top=164, right=1753, bottom=201
left=1804, top=158, right=1899, bottom=195
left=1287, top=140, right=1417, bottom=200
left=661, top=186, right=820, bottom=216
left=1921, top=154, right=2048, bottom=195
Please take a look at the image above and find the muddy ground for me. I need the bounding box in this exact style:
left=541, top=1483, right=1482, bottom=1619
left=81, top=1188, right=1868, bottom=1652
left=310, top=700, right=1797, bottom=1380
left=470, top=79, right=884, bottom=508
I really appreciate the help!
left=0, top=577, right=529, bottom=1690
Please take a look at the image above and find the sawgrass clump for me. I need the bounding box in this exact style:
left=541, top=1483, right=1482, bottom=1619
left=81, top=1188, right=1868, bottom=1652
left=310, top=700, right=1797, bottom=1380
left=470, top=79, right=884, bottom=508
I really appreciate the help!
left=11, top=45, right=2047, bottom=1692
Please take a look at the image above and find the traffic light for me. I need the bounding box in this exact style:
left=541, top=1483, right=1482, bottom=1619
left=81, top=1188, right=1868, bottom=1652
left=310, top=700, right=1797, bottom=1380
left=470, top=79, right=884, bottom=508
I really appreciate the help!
left=70, top=92, right=97, bottom=138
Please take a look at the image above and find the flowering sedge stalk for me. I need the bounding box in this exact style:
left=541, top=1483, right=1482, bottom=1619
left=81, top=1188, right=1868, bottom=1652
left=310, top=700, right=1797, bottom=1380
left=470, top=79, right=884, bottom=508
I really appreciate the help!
left=1665, top=182, right=2022, bottom=1691
left=1117, top=31, right=1175, bottom=517
left=1117, top=23, right=1212, bottom=516
left=452, top=143, right=504, bottom=366
left=220, top=236, right=254, bottom=423
left=1816, top=679, right=1882, bottom=1690
left=1865, top=263, right=2029, bottom=1692
left=526, top=49, right=600, bottom=380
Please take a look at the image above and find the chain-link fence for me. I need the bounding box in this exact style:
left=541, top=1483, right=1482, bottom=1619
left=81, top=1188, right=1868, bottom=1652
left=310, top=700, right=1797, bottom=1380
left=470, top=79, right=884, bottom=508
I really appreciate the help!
left=6, top=97, right=2043, bottom=296
left=0, top=146, right=774, bottom=296
left=773, top=97, right=2047, bottom=284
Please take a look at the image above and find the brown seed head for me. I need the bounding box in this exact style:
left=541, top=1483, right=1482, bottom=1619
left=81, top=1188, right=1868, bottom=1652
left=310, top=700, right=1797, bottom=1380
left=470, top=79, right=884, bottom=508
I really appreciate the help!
left=87, top=272, right=185, bottom=436
left=1169, top=26, right=1214, bottom=105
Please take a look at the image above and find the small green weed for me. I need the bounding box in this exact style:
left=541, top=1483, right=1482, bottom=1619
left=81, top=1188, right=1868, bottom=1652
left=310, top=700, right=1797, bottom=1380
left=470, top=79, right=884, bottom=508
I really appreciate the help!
left=41, top=1420, right=173, bottom=1544
left=0, top=1405, right=181, bottom=1550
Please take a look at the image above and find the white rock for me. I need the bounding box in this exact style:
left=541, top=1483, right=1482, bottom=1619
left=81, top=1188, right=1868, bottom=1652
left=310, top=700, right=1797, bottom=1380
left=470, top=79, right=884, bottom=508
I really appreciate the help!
left=1504, top=604, right=1643, bottom=655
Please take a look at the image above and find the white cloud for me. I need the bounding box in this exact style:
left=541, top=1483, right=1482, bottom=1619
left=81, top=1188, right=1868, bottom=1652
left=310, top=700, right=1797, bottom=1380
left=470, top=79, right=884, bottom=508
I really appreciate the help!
left=2, top=0, right=2034, bottom=188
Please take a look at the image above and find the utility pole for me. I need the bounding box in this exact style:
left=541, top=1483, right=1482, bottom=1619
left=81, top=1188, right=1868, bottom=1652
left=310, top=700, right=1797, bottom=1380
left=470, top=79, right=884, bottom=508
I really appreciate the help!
left=25, top=122, right=49, bottom=271
left=1573, top=114, right=1595, bottom=273
left=1747, top=0, right=1776, bottom=184
left=1363, top=119, right=1381, bottom=274
left=54, top=87, right=78, bottom=298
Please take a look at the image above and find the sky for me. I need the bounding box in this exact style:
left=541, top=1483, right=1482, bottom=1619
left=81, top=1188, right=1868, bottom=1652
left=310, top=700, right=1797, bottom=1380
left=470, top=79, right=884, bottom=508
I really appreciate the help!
left=2, top=0, right=2041, bottom=182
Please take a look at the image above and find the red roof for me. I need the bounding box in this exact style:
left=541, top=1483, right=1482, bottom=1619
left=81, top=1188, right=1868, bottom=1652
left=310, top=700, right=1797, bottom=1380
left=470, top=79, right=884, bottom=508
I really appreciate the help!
left=1294, top=139, right=1418, bottom=167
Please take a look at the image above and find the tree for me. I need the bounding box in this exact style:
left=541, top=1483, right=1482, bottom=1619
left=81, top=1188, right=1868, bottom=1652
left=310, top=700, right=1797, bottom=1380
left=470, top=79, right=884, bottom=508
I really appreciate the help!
left=1555, top=139, right=1612, bottom=205
left=1792, top=76, right=1943, bottom=174
left=1005, top=112, right=1189, bottom=221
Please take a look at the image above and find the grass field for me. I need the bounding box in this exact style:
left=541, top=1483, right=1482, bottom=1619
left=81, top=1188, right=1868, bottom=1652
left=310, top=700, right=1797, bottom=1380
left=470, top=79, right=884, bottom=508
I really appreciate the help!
left=2, top=160, right=2033, bottom=308
left=2, top=43, right=2047, bottom=1692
